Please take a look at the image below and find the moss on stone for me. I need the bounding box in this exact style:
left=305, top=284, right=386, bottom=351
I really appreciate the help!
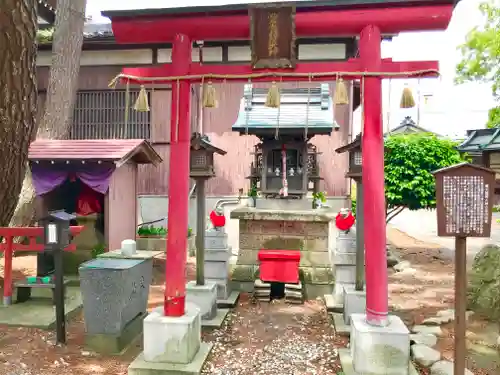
left=468, top=245, right=500, bottom=320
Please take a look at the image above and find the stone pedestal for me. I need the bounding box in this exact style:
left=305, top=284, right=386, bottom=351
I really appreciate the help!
left=79, top=250, right=155, bottom=355
left=331, top=231, right=357, bottom=304
left=185, top=281, right=217, bottom=320
left=230, top=208, right=335, bottom=299
left=128, top=304, right=212, bottom=374
left=204, top=229, right=231, bottom=300
left=351, top=314, right=410, bottom=375
left=343, top=287, right=366, bottom=325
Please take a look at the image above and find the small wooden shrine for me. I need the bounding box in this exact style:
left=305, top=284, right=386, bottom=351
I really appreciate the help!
left=232, top=83, right=338, bottom=198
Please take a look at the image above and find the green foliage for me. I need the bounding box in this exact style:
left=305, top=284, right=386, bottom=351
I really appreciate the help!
left=456, top=2, right=500, bottom=127
left=351, top=198, right=356, bottom=216
left=247, top=183, right=258, bottom=198
left=384, top=133, right=467, bottom=211
left=312, top=191, right=327, bottom=203
left=137, top=225, right=192, bottom=238
left=37, top=28, right=54, bottom=44
left=486, top=106, right=500, bottom=128
left=91, top=243, right=107, bottom=259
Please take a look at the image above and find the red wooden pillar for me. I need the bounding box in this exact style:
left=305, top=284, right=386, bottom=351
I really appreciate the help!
left=359, top=25, right=388, bottom=326
left=164, top=34, right=192, bottom=317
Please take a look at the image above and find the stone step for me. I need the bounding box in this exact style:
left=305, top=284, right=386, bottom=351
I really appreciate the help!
left=284, top=290, right=302, bottom=299
left=254, top=280, right=271, bottom=288
left=254, top=290, right=271, bottom=298
left=284, top=282, right=302, bottom=290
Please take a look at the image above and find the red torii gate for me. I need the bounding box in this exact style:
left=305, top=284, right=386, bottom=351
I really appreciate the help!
left=104, top=3, right=455, bottom=327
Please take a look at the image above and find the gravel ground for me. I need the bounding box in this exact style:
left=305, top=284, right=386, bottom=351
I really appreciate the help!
left=0, top=255, right=346, bottom=375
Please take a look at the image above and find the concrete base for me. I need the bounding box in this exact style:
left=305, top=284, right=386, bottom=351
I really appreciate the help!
left=343, top=288, right=366, bottom=325
left=185, top=281, right=217, bottom=320
left=324, top=293, right=343, bottom=313
left=217, top=290, right=240, bottom=309
left=85, top=311, right=147, bottom=355
left=338, top=348, right=418, bottom=375
left=201, top=308, right=229, bottom=329
left=0, top=287, right=82, bottom=329
left=128, top=343, right=213, bottom=375
left=143, top=304, right=201, bottom=364
left=351, top=314, right=410, bottom=375
left=331, top=312, right=350, bottom=337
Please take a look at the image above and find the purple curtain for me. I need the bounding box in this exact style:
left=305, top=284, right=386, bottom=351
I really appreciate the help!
left=76, top=166, right=115, bottom=194
left=31, top=165, right=69, bottom=196
left=31, top=164, right=115, bottom=196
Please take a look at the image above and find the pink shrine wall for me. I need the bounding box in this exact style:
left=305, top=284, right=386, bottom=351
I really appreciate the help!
left=106, top=162, right=138, bottom=251
left=141, top=81, right=352, bottom=197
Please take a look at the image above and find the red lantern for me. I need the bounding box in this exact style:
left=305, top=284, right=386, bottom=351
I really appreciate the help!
left=335, top=211, right=355, bottom=231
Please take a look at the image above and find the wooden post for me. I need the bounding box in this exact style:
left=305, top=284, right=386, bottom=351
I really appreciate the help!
left=54, top=245, right=66, bottom=344
left=195, top=178, right=206, bottom=285
left=355, top=180, right=364, bottom=291
left=454, top=236, right=467, bottom=375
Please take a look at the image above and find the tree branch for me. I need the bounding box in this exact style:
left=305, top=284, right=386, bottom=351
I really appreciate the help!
left=386, top=206, right=405, bottom=224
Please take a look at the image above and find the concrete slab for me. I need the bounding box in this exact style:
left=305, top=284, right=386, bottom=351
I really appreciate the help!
left=324, top=294, right=343, bottom=313
left=330, top=313, right=350, bottom=337
left=338, top=348, right=418, bottom=375
left=0, top=287, right=82, bottom=329
left=201, top=308, right=229, bottom=329
left=217, top=291, right=240, bottom=309
left=128, top=342, right=213, bottom=375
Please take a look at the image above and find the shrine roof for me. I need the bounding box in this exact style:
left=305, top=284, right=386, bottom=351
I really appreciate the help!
left=457, top=128, right=500, bottom=153
left=28, top=139, right=162, bottom=166
left=38, top=0, right=56, bottom=24
left=232, top=83, right=338, bottom=136
left=102, top=0, right=458, bottom=18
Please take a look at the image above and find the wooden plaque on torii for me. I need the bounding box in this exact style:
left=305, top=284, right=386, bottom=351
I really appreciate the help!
left=249, top=5, right=296, bottom=69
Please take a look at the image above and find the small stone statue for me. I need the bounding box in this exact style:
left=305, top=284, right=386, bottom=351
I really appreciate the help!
left=275, top=167, right=280, bottom=176
left=289, top=168, right=295, bottom=176
left=208, top=206, right=226, bottom=231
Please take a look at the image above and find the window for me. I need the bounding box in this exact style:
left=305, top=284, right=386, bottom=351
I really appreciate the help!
left=70, top=90, right=151, bottom=140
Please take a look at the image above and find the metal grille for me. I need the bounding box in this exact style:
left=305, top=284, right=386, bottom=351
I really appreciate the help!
left=70, top=90, right=151, bottom=140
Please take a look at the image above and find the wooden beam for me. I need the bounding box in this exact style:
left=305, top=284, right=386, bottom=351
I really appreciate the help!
left=110, top=5, right=454, bottom=44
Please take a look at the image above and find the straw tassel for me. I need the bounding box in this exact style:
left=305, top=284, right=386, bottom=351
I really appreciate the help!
left=202, top=81, right=217, bottom=108
left=265, top=81, right=280, bottom=108
left=400, top=85, right=416, bottom=108
left=134, top=85, right=150, bottom=112
left=334, top=78, right=349, bottom=105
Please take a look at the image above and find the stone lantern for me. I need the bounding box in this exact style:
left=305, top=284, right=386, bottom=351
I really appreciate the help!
left=190, top=132, right=226, bottom=178
left=337, top=134, right=362, bottom=182
left=189, top=131, right=226, bottom=278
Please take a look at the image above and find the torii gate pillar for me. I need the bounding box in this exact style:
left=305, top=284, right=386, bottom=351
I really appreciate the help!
left=348, top=24, right=411, bottom=375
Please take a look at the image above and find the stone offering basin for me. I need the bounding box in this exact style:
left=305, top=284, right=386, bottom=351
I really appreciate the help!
left=79, top=258, right=152, bottom=335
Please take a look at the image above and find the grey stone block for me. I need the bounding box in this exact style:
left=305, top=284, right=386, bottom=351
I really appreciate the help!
left=79, top=258, right=152, bottom=335
left=205, top=247, right=231, bottom=262
left=204, top=261, right=229, bottom=279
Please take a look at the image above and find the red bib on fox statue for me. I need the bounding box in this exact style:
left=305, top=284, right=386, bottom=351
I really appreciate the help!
left=335, top=208, right=355, bottom=232
left=209, top=207, right=226, bottom=229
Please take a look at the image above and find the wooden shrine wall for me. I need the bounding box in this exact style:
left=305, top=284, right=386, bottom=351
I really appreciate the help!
left=36, top=66, right=351, bottom=197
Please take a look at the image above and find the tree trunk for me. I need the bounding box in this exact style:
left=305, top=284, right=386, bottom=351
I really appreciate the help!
left=9, top=0, right=87, bottom=227
left=0, top=0, right=38, bottom=226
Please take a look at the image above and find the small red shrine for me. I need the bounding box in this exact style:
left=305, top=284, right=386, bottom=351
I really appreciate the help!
left=102, top=1, right=458, bottom=373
